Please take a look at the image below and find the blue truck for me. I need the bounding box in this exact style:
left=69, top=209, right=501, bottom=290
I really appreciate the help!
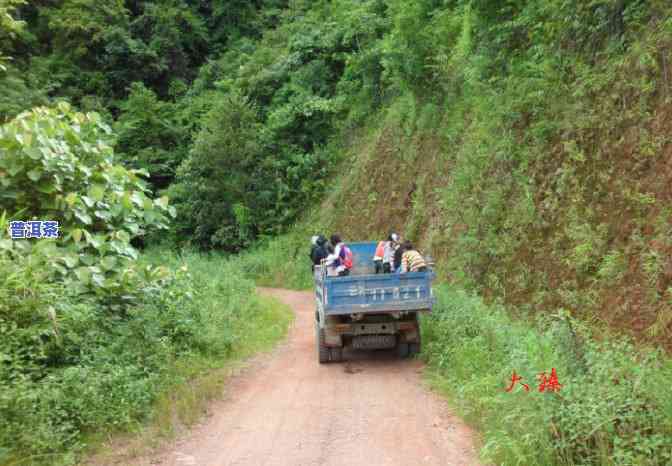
left=314, top=241, right=435, bottom=363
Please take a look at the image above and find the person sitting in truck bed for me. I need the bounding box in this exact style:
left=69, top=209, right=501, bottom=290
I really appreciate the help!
left=325, top=234, right=351, bottom=277
left=382, top=233, right=399, bottom=273
left=400, top=241, right=428, bottom=273
left=373, top=239, right=385, bottom=274
left=309, top=235, right=329, bottom=272
left=393, top=237, right=405, bottom=273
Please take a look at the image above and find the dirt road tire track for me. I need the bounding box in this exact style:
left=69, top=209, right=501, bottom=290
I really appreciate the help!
left=137, top=288, right=482, bottom=466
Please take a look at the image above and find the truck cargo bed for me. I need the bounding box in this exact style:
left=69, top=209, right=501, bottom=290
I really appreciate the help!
left=314, top=242, right=435, bottom=316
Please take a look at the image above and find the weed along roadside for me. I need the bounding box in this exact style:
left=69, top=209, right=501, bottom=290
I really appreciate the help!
left=0, top=246, right=293, bottom=466
left=80, top=251, right=295, bottom=466
left=422, top=285, right=672, bottom=465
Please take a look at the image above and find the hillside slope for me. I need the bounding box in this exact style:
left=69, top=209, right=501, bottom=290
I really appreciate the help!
left=311, top=3, right=672, bottom=348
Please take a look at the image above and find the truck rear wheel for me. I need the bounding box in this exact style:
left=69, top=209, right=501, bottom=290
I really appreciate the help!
left=409, top=333, right=422, bottom=356
left=316, top=324, right=330, bottom=364
left=397, top=342, right=410, bottom=358
left=330, top=346, right=343, bottom=363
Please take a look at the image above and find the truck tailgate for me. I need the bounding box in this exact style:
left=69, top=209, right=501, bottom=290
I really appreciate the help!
left=318, top=272, right=435, bottom=315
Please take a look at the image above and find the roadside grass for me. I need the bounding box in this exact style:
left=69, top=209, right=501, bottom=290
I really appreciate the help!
left=0, top=250, right=292, bottom=466
left=81, top=250, right=294, bottom=465
left=422, top=285, right=672, bottom=466
left=233, top=230, right=315, bottom=290
left=82, top=289, right=292, bottom=466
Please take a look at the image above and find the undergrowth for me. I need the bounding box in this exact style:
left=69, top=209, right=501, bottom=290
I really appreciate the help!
left=0, top=250, right=292, bottom=466
left=423, top=285, right=672, bottom=466
left=233, top=223, right=321, bottom=291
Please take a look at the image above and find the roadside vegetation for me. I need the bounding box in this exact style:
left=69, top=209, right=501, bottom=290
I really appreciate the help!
left=3, top=0, right=672, bottom=465
left=0, top=106, right=292, bottom=466
left=1, top=235, right=291, bottom=466
left=424, top=286, right=672, bottom=466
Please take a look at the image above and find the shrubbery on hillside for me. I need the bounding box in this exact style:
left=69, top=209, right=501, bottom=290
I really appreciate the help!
left=424, top=286, right=672, bottom=466
left=0, top=105, right=292, bottom=465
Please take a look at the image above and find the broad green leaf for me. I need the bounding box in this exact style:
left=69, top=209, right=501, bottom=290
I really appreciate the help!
left=155, top=196, right=170, bottom=209
left=131, top=192, right=144, bottom=207
left=65, top=192, right=78, bottom=206
left=94, top=210, right=111, bottom=220
left=74, top=267, right=91, bottom=284
left=86, top=234, right=103, bottom=249
left=89, top=184, right=105, bottom=201
left=24, top=147, right=42, bottom=160
left=27, top=169, right=42, bottom=181
left=82, top=196, right=95, bottom=208
left=80, top=254, right=96, bottom=266
left=71, top=229, right=83, bottom=243
left=91, top=273, right=105, bottom=287
left=7, top=164, right=22, bottom=176
left=116, top=231, right=130, bottom=243
left=100, top=256, right=117, bottom=271
left=122, top=193, right=133, bottom=210
left=62, top=255, right=79, bottom=268
left=74, top=210, right=92, bottom=225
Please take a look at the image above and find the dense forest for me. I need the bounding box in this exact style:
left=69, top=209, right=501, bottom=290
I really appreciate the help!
left=2, top=0, right=672, bottom=465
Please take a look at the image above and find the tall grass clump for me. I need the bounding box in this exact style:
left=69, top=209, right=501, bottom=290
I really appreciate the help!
left=232, top=225, right=320, bottom=290
left=424, top=286, right=672, bottom=466
left=0, top=249, right=292, bottom=466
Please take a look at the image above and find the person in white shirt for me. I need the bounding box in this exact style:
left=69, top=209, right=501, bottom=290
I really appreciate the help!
left=325, top=234, right=346, bottom=276
left=382, top=232, right=399, bottom=273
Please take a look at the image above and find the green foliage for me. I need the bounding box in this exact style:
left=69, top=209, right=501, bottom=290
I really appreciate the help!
left=424, top=287, right=672, bottom=466
left=0, top=247, right=292, bottom=465
left=235, top=229, right=316, bottom=290
left=114, top=82, right=189, bottom=189
left=170, top=93, right=266, bottom=250
left=0, top=103, right=174, bottom=299
left=0, top=0, right=24, bottom=70
left=170, top=83, right=335, bottom=250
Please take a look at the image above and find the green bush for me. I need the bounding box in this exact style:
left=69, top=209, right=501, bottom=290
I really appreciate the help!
left=0, top=248, right=292, bottom=466
left=0, top=104, right=292, bottom=465
left=424, top=286, right=672, bottom=466
left=233, top=229, right=315, bottom=290
left=0, top=104, right=174, bottom=302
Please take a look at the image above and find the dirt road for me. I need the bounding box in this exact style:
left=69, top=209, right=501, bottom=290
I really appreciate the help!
left=139, top=288, right=481, bottom=466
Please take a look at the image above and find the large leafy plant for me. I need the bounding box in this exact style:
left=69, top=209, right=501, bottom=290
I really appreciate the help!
left=0, top=103, right=175, bottom=299
left=0, top=0, right=24, bottom=71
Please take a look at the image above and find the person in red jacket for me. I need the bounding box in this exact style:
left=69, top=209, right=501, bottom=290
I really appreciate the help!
left=373, top=240, right=385, bottom=274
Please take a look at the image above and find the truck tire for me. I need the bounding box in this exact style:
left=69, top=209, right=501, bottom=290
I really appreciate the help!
left=397, top=342, right=410, bottom=358
left=316, top=324, right=330, bottom=364
left=330, top=346, right=343, bottom=363
left=409, top=333, right=422, bottom=356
